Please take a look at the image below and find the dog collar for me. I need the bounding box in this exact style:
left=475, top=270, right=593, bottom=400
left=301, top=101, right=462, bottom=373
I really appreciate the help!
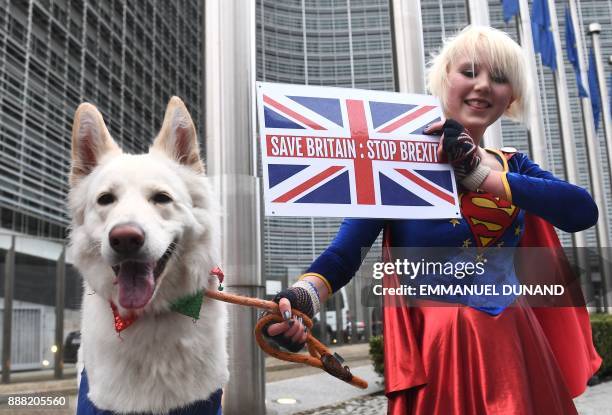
left=169, top=268, right=224, bottom=318
left=110, top=302, right=138, bottom=333
left=110, top=267, right=225, bottom=334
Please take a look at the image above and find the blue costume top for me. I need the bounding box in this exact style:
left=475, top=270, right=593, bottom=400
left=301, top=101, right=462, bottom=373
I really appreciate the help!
left=307, top=151, right=597, bottom=314
left=77, top=369, right=222, bottom=415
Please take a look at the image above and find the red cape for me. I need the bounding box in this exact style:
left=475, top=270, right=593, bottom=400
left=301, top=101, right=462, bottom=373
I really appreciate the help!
left=382, top=214, right=601, bottom=401
left=519, top=213, right=601, bottom=397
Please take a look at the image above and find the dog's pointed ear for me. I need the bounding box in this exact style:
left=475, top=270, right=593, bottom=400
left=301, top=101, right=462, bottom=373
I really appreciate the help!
left=70, top=103, right=121, bottom=185
left=152, top=97, right=203, bottom=173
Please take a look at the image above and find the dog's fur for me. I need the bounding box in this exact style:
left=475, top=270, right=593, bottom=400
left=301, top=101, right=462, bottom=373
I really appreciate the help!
left=69, top=97, right=228, bottom=413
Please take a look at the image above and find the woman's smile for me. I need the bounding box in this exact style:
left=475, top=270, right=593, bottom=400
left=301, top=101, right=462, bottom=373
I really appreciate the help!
left=464, top=98, right=492, bottom=110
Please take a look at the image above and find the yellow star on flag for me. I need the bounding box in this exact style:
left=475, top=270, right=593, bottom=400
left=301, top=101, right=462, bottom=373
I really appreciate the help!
left=514, top=226, right=521, bottom=236
left=462, top=239, right=472, bottom=247
left=450, top=218, right=460, bottom=227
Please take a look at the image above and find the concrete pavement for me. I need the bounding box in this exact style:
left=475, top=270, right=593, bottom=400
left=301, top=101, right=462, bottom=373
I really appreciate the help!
left=574, top=380, right=612, bottom=415
left=0, top=343, right=375, bottom=414
left=0, top=343, right=610, bottom=414
left=266, top=364, right=383, bottom=415
left=290, top=375, right=612, bottom=415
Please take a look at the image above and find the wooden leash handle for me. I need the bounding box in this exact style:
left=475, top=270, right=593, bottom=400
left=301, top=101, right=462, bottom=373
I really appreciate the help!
left=205, top=290, right=368, bottom=389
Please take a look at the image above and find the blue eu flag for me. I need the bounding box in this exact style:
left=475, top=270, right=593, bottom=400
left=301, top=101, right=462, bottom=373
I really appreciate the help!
left=564, top=7, right=588, bottom=97
left=531, top=0, right=557, bottom=70
left=588, top=48, right=601, bottom=131
left=501, top=0, right=519, bottom=23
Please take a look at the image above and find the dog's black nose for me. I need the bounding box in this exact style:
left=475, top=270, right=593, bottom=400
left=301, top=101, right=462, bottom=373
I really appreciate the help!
left=109, top=223, right=145, bottom=255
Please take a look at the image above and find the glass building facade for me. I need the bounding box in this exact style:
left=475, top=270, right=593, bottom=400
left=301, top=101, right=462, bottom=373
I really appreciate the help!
left=257, top=0, right=394, bottom=292
left=0, top=0, right=203, bottom=240
left=257, top=0, right=612, bottom=304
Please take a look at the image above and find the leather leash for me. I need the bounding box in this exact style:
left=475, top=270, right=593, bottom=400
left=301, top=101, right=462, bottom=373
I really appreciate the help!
left=204, top=289, right=368, bottom=389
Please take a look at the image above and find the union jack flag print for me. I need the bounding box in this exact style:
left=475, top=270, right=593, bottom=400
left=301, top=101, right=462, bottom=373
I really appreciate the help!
left=256, top=82, right=460, bottom=219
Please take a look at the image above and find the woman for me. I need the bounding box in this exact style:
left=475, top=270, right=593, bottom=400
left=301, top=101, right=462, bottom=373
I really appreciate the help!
left=265, top=26, right=601, bottom=414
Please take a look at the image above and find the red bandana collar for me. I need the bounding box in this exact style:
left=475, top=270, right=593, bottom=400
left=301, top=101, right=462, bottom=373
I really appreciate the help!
left=110, top=302, right=137, bottom=333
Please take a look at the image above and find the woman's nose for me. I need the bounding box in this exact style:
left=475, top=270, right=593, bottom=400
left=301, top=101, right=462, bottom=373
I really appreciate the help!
left=473, top=73, right=491, bottom=92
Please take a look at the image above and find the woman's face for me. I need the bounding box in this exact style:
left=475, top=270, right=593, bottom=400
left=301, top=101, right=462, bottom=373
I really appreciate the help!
left=444, top=56, right=514, bottom=139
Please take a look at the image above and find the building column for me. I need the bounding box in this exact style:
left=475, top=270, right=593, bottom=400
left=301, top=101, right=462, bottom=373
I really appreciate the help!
left=205, top=1, right=266, bottom=413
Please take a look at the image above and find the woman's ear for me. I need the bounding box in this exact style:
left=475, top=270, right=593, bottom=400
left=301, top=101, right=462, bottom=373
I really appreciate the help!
left=507, top=96, right=516, bottom=110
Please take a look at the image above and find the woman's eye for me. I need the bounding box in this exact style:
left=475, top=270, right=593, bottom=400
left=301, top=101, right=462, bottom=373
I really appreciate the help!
left=97, top=193, right=116, bottom=206
left=461, top=70, right=475, bottom=78
left=152, top=192, right=173, bottom=204
left=492, top=74, right=509, bottom=83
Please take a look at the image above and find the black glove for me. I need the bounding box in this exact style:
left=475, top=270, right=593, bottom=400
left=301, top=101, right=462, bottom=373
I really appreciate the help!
left=273, top=287, right=315, bottom=318
left=442, top=119, right=480, bottom=181
left=442, top=119, right=491, bottom=191
left=262, top=287, right=314, bottom=353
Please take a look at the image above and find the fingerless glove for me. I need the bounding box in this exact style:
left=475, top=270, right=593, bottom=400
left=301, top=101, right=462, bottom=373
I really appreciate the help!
left=263, top=283, right=319, bottom=352
left=442, top=119, right=490, bottom=190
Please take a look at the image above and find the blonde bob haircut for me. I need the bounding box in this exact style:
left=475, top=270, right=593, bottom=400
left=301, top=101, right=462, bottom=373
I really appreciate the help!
left=427, top=25, right=530, bottom=124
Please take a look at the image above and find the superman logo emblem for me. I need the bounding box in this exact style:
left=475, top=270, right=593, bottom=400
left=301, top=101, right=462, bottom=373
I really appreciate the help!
left=460, top=192, right=519, bottom=247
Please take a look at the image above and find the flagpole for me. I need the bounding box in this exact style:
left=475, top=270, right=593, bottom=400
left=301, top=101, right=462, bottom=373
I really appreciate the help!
left=205, top=0, right=266, bottom=411
left=465, top=0, right=502, bottom=149
left=545, top=0, right=593, bottom=301
left=390, top=0, right=426, bottom=94
left=517, top=0, right=548, bottom=169
left=588, top=22, right=612, bottom=310
left=547, top=0, right=577, bottom=188
left=589, top=24, right=612, bottom=174
left=567, top=0, right=611, bottom=311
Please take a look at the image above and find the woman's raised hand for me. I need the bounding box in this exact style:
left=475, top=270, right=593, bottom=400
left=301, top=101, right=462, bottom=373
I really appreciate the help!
left=425, top=119, right=489, bottom=191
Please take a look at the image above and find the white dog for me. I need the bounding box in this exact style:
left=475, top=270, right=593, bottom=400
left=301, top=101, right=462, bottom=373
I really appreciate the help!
left=69, top=97, right=228, bottom=414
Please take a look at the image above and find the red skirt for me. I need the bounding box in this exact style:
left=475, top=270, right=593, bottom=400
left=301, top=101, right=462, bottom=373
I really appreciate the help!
left=385, top=300, right=589, bottom=414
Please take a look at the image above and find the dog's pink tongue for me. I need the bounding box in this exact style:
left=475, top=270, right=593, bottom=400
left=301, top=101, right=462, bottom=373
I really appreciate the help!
left=117, top=261, right=155, bottom=309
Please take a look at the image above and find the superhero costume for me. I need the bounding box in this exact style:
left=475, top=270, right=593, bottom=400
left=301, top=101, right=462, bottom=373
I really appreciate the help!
left=306, top=150, right=601, bottom=414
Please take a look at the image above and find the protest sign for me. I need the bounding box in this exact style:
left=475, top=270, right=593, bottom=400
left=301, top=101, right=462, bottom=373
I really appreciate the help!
left=256, top=82, right=460, bottom=219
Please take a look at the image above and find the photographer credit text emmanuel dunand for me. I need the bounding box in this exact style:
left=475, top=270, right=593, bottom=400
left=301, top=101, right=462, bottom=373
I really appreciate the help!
left=370, top=258, right=565, bottom=297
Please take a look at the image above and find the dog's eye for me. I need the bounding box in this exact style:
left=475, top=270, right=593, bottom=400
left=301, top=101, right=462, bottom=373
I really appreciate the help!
left=152, top=192, right=173, bottom=204
left=97, top=193, right=116, bottom=205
